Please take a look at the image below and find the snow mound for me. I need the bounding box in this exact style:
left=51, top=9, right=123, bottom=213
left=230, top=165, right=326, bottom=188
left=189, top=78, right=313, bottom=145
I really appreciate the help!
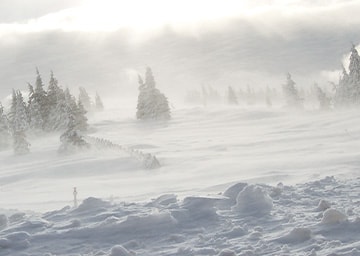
left=150, top=194, right=177, bottom=207
left=120, top=212, right=177, bottom=234
left=0, top=214, right=8, bottom=230
left=315, top=199, right=331, bottom=212
left=217, top=182, right=248, bottom=209
left=109, top=245, right=135, bottom=256
left=321, top=208, right=348, bottom=225
left=276, top=227, right=312, bottom=244
left=223, top=182, right=248, bottom=205
left=181, top=196, right=219, bottom=221
left=232, top=185, right=273, bottom=217
left=0, top=231, right=31, bottom=249
left=218, top=249, right=237, bottom=256
left=75, top=197, right=111, bottom=212
left=219, top=226, right=248, bottom=239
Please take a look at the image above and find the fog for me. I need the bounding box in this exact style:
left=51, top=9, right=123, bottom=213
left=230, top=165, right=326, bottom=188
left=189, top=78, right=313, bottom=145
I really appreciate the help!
left=1, top=0, right=360, bottom=104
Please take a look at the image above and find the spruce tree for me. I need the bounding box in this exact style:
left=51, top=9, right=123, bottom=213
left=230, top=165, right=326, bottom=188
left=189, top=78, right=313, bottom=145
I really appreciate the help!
left=334, top=67, right=350, bottom=107
left=335, top=45, right=360, bottom=106
left=13, top=91, right=30, bottom=155
left=282, top=73, right=303, bottom=108
left=78, top=87, right=92, bottom=111
left=95, top=92, right=104, bottom=111
left=7, top=89, right=17, bottom=131
left=28, top=83, right=44, bottom=130
left=45, top=71, right=61, bottom=130
left=227, top=86, right=238, bottom=105
left=136, top=67, right=171, bottom=120
left=314, top=83, right=331, bottom=110
left=75, top=100, right=88, bottom=132
left=29, top=69, right=48, bottom=129
left=265, top=86, right=272, bottom=107
left=0, top=103, right=11, bottom=150
left=58, top=106, right=89, bottom=154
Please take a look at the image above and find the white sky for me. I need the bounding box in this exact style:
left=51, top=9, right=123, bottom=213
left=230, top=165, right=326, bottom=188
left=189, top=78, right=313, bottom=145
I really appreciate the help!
left=0, top=0, right=359, bottom=33
left=0, top=0, right=359, bottom=98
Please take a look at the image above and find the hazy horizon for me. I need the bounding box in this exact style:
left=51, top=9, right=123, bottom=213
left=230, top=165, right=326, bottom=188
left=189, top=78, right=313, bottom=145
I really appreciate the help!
left=1, top=0, right=360, bottom=103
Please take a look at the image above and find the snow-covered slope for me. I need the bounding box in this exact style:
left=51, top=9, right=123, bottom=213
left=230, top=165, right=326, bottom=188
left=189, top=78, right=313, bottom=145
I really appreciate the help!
left=0, top=106, right=360, bottom=255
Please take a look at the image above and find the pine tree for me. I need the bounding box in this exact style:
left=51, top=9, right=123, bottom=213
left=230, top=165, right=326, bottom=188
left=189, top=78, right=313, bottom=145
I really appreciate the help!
left=45, top=71, right=61, bottom=130
left=58, top=114, right=89, bottom=154
left=348, top=45, right=360, bottom=102
left=13, top=91, right=30, bottom=155
left=28, top=69, right=48, bottom=130
left=78, top=87, right=92, bottom=111
left=75, top=100, right=88, bottom=132
left=227, top=86, right=238, bottom=105
left=7, top=89, right=17, bottom=131
left=0, top=103, right=11, bottom=150
left=95, top=92, right=104, bottom=111
left=58, top=104, right=89, bottom=154
left=282, top=73, right=303, bottom=108
left=28, top=83, right=44, bottom=130
left=334, top=67, right=350, bottom=107
left=50, top=86, right=69, bottom=131
left=136, top=67, right=171, bottom=120
left=265, top=86, right=272, bottom=107
left=335, top=45, right=360, bottom=106
left=314, top=83, right=331, bottom=110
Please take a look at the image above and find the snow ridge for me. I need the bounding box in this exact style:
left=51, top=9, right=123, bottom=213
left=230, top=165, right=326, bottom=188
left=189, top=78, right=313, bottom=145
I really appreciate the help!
left=1, top=176, right=360, bottom=255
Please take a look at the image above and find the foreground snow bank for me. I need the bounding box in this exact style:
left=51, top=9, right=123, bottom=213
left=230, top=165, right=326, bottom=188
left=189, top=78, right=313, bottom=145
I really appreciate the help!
left=232, top=185, right=273, bottom=216
left=1, top=176, right=360, bottom=255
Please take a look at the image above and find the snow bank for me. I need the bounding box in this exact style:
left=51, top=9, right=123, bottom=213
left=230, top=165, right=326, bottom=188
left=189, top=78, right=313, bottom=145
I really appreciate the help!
left=175, top=196, right=219, bottom=225
left=232, top=185, right=273, bottom=217
left=0, top=214, right=8, bottom=230
left=218, top=249, right=237, bottom=256
left=217, top=182, right=248, bottom=209
left=276, top=227, right=312, bottom=244
left=108, top=245, right=135, bottom=256
left=75, top=197, right=111, bottom=212
left=321, top=209, right=348, bottom=225
left=315, top=199, right=331, bottom=212
left=0, top=231, right=31, bottom=249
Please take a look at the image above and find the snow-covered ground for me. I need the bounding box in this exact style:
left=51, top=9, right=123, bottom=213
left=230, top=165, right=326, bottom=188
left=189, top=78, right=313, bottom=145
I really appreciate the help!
left=1, top=106, right=360, bottom=255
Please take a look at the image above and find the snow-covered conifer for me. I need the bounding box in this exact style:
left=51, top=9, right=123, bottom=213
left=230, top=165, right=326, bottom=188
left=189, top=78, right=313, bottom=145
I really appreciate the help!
left=95, top=92, right=104, bottom=111
left=28, top=83, right=44, bottom=130
left=0, top=103, right=11, bottom=150
left=314, top=83, right=331, bottom=110
left=282, top=73, right=303, bottom=108
left=7, top=89, right=17, bottom=130
left=265, top=86, right=272, bottom=107
left=75, top=100, right=88, bottom=132
left=58, top=109, right=89, bottom=154
left=334, top=67, right=350, bottom=107
left=78, top=87, right=92, bottom=111
left=227, top=86, right=238, bottom=105
left=136, top=67, right=171, bottom=120
left=13, top=91, right=30, bottom=155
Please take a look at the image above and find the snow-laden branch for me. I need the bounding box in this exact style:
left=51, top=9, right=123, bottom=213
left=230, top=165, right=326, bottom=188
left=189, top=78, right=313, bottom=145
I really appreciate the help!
left=84, top=135, right=161, bottom=169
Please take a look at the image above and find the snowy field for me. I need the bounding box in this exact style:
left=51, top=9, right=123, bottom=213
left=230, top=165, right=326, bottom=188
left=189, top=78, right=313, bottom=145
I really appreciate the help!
left=1, top=106, right=360, bottom=255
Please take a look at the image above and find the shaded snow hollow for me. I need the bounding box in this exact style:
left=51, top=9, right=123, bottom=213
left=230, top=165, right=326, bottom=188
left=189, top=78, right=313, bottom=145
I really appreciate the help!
left=1, top=176, right=360, bottom=255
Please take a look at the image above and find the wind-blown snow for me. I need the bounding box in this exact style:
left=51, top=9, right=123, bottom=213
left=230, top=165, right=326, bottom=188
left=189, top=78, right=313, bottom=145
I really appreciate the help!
left=1, top=106, right=360, bottom=255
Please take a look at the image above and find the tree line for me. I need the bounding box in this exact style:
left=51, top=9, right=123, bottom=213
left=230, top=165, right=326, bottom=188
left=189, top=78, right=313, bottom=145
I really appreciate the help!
left=0, top=69, right=104, bottom=155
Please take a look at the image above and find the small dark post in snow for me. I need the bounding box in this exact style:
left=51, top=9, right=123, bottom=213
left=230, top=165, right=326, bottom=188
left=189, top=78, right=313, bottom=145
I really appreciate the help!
left=73, top=187, right=78, bottom=208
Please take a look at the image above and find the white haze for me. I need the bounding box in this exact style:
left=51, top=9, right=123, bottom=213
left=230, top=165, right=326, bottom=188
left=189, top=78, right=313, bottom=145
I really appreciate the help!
left=0, top=0, right=360, bottom=103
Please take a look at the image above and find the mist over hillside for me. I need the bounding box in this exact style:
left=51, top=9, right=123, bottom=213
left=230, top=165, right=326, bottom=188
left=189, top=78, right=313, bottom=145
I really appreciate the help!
left=1, top=1, right=360, bottom=102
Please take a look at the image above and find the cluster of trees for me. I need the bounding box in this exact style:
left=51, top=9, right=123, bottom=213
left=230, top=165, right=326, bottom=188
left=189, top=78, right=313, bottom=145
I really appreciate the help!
left=185, top=85, right=280, bottom=107
left=0, top=69, right=104, bottom=155
left=136, top=67, right=171, bottom=120
left=184, top=74, right=333, bottom=110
